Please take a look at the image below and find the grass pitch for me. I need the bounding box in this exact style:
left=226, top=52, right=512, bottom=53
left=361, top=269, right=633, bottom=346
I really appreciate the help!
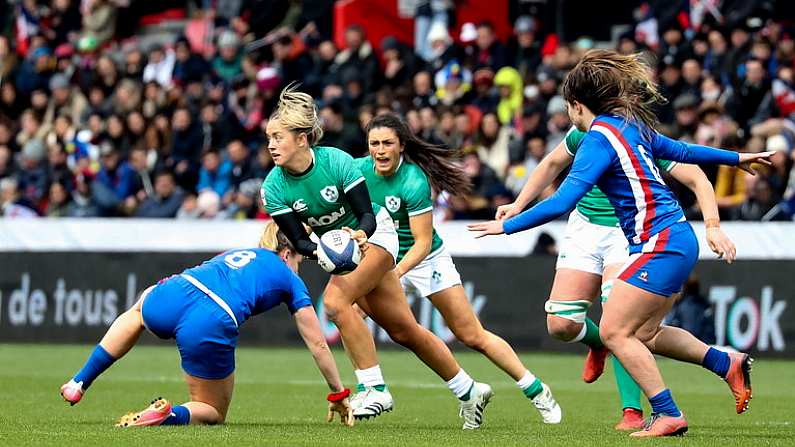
left=0, top=344, right=793, bottom=446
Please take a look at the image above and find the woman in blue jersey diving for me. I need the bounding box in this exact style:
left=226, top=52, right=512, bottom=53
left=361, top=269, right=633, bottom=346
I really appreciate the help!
left=60, top=223, right=355, bottom=427
left=469, top=49, right=773, bottom=437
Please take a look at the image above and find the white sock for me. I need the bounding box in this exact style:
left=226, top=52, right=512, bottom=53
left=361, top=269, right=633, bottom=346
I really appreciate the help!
left=567, top=323, right=587, bottom=343
left=355, top=365, right=385, bottom=387
left=516, top=370, right=537, bottom=390
left=446, top=369, right=475, bottom=400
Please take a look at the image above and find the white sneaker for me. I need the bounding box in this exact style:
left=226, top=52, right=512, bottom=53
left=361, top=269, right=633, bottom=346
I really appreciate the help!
left=352, top=386, right=394, bottom=420
left=531, top=382, right=562, bottom=424
left=459, top=382, right=494, bottom=429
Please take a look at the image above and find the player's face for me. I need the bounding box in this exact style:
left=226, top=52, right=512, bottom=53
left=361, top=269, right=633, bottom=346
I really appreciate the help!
left=368, top=127, right=403, bottom=176
left=567, top=101, right=588, bottom=131
left=266, top=118, right=304, bottom=166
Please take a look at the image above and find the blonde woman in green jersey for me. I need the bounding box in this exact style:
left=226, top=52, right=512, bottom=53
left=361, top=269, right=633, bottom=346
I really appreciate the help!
left=261, top=87, right=493, bottom=429
left=357, top=114, right=561, bottom=424
left=495, top=126, right=736, bottom=430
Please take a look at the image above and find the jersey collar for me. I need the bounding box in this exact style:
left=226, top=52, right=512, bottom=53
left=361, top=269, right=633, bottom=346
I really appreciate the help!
left=373, top=155, right=403, bottom=177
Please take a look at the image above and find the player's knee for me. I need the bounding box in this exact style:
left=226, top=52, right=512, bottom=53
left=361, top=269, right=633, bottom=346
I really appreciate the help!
left=323, top=296, right=346, bottom=323
left=457, top=330, right=488, bottom=352
left=599, top=321, right=629, bottom=348
left=386, top=323, right=419, bottom=347
left=546, top=316, right=581, bottom=341
left=545, top=299, right=591, bottom=341
left=635, top=325, right=661, bottom=344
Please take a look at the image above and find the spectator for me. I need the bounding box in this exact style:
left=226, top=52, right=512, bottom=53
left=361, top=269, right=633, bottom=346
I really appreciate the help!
left=226, top=139, right=253, bottom=190
left=726, top=59, right=771, bottom=130
left=1, top=176, right=39, bottom=217
left=44, top=73, right=88, bottom=128
left=66, top=173, right=101, bottom=217
left=412, top=71, right=438, bottom=109
left=219, top=177, right=260, bottom=219
left=47, top=0, right=82, bottom=46
left=176, top=192, right=200, bottom=219
left=250, top=144, right=273, bottom=180
left=474, top=21, right=508, bottom=71
left=1, top=82, right=25, bottom=121
left=470, top=68, right=498, bottom=114
left=0, top=144, right=16, bottom=180
left=680, top=58, right=703, bottom=99
left=169, top=107, right=202, bottom=188
left=670, top=94, right=700, bottom=140
left=142, top=44, right=175, bottom=88
left=434, top=61, right=472, bottom=107
left=104, top=114, right=131, bottom=156
left=738, top=173, right=779, bottom=220
left=45, top=143, right=72, bottom=191
left=505, top=136, right=547, bottom=196
left=80, top=0, right=117, bottom=47
left=135, top=170, right=184, bottom=218
left=45, top=180, right=72, bottom=217
left=0, top=36, right=18, bottom=82
left=332, top=25, right=380, bottom=93
left=272, top=34, right=314, bottom=87
left=16, top=139, right=49, bottom=207
left=380, top=36, right=418, bottom=90
left=448, top=149, right=512, bottom=220
left=494, top=66, right=522, bottom=125
left=15, top=47, right=55, bottom=97
left=509, top=16, right=542, bottom=78
left=212, top=30, right=244, bottom=82
left=172, top=37, right=209, bottom=86
left=425, top=21, right=456, bottom=74
left=95, top=142, right=137, bottom=203
left=319, top=101, right=362, bottom=154
left=197, top=149, right=232, bottom=197
left=476, top=112, right=511, bottom=179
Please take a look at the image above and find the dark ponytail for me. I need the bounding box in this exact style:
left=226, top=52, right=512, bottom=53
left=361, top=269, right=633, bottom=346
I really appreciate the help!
left=366, top=114, right=471, bottom=195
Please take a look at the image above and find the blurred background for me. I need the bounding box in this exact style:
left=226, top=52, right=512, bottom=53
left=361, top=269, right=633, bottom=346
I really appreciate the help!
left=0, top=0, right=793, bottom=357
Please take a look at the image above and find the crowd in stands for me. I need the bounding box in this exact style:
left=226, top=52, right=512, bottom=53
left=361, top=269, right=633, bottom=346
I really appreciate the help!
left=1, top=0, right=794, bottom=222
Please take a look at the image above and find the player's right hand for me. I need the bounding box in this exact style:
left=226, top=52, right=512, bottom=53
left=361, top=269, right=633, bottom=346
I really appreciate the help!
left=327, top=397, right=354, bottom=427
left=706, top=227, right=736, bottom=264
left=495, top=203, right=519, bottom=221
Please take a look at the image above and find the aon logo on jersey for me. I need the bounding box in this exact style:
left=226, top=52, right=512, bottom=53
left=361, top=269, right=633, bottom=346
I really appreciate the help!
left=307, top=206, right=346, bottom=227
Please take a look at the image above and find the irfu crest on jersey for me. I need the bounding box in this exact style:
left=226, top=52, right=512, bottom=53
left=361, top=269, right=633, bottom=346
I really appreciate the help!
left=292, top=199, right=308, bottom=212
left=320, top=185, right=339, bottom=202
left=385, top=195, right=401, bottom=213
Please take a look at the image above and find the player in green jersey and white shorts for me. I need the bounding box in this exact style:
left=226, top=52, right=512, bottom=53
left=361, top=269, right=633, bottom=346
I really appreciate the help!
left=496, top=126, right=737, bottom=430
left=357, top=114, right=561, bottom=424
left=261, top=87, right=492, bottom=429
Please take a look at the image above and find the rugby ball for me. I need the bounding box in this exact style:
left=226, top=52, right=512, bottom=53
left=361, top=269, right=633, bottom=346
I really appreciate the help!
left=317, top=229, right=362, bottom=274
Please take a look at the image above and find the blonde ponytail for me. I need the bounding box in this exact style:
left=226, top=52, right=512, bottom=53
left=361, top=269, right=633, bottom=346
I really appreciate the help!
left=270, top=84, right=324, bottom=146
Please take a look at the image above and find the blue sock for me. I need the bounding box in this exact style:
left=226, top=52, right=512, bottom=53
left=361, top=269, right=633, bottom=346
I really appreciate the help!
left=161, top=405, right=191, bottom=425
left=648, top=389, right=681, bottom=417
left=73, top=345, right=116, bottom=390
left=701, top=347, right=730, bottom=378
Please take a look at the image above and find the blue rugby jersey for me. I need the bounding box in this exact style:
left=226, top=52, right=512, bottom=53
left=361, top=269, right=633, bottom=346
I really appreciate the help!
left=180, top=248, right=312, bottom=325
left=504, top=115, right=739, bottom=244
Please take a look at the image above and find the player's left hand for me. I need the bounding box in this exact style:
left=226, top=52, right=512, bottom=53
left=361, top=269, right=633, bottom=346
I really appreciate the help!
left=738, top=151, right=775, bottom=175
left=342, top=227, right=369, bottom=254
left=467, top=220, right=505, bottom=238
left=326, top=392, right=354, bottom=427
left=706, top=227, right=736, bottom=264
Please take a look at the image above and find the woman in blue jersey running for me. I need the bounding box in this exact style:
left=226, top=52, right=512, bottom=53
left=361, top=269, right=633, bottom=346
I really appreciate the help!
left=60, top=223, right=354, bottom=427
left=469, top=49, right=773, bottom=437
left=495, top=126, right=736, bottom=431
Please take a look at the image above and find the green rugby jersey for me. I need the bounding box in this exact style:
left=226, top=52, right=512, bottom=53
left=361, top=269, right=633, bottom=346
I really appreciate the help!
left=564, top=127, right=676, bottom=227
left=261, top=146, right=382, bottom=236
left=356, top=156, right=443, bottom=263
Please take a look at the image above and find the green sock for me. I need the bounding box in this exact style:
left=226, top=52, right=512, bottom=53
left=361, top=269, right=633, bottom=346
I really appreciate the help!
left=522, top=378, right=544, bottom=399
left=459, top=383, right=475, bottom=401
left=612, top=356, right=642, bottom=411
left=357, top=383, right=387, bottom=392
left=581, top=317, right=603, bottom=349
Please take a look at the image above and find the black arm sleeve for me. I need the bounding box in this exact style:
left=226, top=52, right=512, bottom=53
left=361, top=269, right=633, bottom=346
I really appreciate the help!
left=346, top=181, right=377, bottom=237
left=272, top=212, right=318, bottom=259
